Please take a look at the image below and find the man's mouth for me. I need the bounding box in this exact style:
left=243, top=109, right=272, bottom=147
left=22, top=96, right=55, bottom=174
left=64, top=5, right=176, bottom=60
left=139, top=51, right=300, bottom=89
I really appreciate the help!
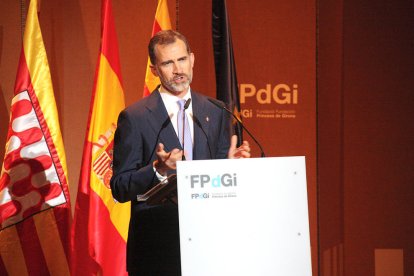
left=173, top=75, right=186, bottom=82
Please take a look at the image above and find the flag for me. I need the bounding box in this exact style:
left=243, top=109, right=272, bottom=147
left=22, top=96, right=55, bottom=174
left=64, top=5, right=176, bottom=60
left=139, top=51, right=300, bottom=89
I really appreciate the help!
left=212, top=0, right=243, bottom=145
left=71, top=0, right=130, bottom=275
left=0, top=0, right=71, bottom=275
left=143, top=0, right=172, bottom=97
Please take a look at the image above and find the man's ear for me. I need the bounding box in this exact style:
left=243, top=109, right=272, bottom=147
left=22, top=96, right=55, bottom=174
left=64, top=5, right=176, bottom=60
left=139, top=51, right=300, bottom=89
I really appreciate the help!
left=150, top=65, right=159, bottom=77
left=190, top=53, right=195, bottom=68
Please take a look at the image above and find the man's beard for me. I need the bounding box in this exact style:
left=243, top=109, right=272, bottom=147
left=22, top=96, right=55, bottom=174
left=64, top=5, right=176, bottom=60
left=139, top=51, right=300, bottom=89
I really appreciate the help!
left=160, top=73, right=192, bottom=94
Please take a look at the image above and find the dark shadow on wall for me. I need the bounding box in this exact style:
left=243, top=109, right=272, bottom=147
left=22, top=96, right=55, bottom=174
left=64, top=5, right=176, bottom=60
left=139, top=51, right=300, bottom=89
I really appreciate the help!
left=0, top=84, right=9, bottom=162
left=47, top=0, right=99, bottom=208
left=1, top=25, right=9, bottom=161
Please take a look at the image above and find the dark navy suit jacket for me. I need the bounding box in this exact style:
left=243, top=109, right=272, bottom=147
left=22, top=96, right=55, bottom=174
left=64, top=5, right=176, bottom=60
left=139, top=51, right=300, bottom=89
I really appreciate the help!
left=110, top=89, right=230, bottom=274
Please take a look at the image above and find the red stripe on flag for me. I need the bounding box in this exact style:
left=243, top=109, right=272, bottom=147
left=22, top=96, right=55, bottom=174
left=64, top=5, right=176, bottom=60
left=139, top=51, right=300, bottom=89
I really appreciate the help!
left=71, top=194, right=100, bottom=275
left=71, top=1, right=128, bottom=274
left=93, top=159, right=104, bottom=174
left=15, top=51, right=72, bottom=250
left=71, top=142, right=100, bottom=275
left=143, top=84, right=151, bottom=97
left=100, top=160, right=111, bottom=175
left=101, top=0, right=123, bottom=86
left=152, top=20, right=162, bottom=36
left=16, top=218, right=49, bottom=275
left=14, top=49, right=32, bottom=95
left=14, top=50, right=71, bottom=209
left=79, top=142, right=93, bottom=195
left=8, top=43, right=72, bottom=266
left=95, top=153, right=107, bottom=165
left=72, top=140, right=127, bottom=275
left=93, top=153, right=110, bottom=175
left=90, top=191, right=127, bottom=275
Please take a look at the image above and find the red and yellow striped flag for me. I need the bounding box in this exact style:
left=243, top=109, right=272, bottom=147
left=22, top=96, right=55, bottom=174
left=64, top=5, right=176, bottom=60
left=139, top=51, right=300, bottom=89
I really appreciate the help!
left=71, top=0, right=130, bottom=275
left=0, top=0, right=71, bottom=275
left=143, top=0, right=172, bottom=97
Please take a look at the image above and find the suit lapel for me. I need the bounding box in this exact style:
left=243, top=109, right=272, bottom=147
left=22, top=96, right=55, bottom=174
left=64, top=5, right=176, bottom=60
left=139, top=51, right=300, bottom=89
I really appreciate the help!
left=145, top=91, right=182, bottom=153
left=145, top=90, right=214, bottom=159
left=191, top=92, right=211, bottom=159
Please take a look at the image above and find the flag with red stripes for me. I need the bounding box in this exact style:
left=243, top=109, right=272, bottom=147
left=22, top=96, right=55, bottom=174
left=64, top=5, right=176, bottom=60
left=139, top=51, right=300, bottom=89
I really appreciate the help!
left=71, top=0, right=130, bottom=275
left=143, top=0, right=172, bottom=97
left=0, top=0, right=71, bottom=275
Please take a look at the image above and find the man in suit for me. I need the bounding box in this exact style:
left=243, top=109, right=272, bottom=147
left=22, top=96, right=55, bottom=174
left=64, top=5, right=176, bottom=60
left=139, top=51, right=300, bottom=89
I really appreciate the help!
left=110, top=30, right=250, bottom=275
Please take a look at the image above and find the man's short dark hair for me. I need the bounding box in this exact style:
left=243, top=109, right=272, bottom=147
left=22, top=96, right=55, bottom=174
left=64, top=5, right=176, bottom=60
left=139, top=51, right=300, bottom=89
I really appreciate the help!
left=148, top=30, right=192, bottom=65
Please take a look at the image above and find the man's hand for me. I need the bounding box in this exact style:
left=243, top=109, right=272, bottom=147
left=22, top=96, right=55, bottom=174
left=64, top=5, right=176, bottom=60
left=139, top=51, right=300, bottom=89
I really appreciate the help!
left=228, top=135, right=251, bottom=159
left=153, top=143, right=183, bottom=176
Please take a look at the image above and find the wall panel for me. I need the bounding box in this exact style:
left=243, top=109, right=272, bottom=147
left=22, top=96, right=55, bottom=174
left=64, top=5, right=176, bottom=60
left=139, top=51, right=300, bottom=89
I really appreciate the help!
left=179, top=1, right=317, bottom=273
left=0, top=0, right=318, bottom=273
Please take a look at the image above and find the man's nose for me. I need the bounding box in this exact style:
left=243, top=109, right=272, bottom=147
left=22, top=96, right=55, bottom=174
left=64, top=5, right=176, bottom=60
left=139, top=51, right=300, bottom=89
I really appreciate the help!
left=172, top=62, right=182, bottom=73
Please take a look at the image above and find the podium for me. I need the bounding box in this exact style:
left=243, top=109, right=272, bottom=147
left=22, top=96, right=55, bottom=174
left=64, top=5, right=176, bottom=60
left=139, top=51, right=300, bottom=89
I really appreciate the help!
left=176, top=157, right=312, bottom=276
left=138, top=174, right=178, bottom=205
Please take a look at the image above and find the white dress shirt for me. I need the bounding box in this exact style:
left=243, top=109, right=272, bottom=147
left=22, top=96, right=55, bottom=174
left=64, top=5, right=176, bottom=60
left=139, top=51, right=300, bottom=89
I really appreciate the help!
left=145, top=86, right=195, bottom=189
left=158, top=86, right=194, bottom=143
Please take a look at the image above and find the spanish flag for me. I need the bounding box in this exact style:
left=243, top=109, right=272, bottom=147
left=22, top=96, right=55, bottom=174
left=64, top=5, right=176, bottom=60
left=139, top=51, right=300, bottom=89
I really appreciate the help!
left=0, top=0, right=71, bottom=275
left=143, top=0, right=172, bottom=97
left=71, top=0, right=130, bottom=275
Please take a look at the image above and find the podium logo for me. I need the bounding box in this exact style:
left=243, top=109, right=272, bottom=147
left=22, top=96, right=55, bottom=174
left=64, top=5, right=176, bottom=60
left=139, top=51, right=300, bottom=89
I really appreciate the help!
left=191, top=193, right=210, bottom=199
left=190, top=173, right=237, bottom=188
left=240, top=83, right=298, bottom=104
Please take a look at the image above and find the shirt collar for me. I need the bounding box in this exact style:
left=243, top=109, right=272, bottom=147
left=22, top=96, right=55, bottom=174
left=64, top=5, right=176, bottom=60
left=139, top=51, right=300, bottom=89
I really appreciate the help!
left=158, top=85, right=191, bottom=102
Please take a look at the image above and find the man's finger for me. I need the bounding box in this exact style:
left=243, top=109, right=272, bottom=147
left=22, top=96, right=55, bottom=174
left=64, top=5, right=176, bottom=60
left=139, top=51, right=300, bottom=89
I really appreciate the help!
left=230, top=135, right=238, bottom=150
left=156, top=143, right=164, bottom=153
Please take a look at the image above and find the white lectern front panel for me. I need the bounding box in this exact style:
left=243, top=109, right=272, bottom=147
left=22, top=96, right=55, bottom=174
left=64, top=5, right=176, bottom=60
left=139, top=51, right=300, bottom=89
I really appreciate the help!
left=177, top=157, right=311, bottom=276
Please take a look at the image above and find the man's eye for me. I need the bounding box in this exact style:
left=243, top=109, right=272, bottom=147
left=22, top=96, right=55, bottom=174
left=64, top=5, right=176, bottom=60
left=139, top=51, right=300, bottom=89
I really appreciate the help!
left=161, top=62, right=172, bottom=66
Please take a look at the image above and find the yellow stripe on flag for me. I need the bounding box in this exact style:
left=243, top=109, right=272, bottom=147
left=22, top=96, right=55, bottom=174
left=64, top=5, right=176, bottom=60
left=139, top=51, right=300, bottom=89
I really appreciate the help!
left=89, top=53, right=130, bottom=241
left=144, top=0, right=172, bottom=96
left=1, top=0, right=71, bottom=274
left=155, top=0, right=172, bottom=29
left=22, top=0, right=69, bottom=183
left=109, top=202, right=131, bottom=241
left=72, top=2, right=128, bottom=274
left=0, top=227, right=29, bottom=276
left=34, top=210, right=70, bottom=276
left=144, top=59, right=160, bottom=93
left=89, top=54, right=125, bottom=139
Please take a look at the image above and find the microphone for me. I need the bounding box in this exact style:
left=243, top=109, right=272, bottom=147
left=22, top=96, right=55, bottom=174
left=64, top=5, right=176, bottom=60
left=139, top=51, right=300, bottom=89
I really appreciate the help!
left=208, top=98, right=266, bottom=157
left=181, top=98, right=192, bottom=161
left=184, top=98, right=192, bottom=110
left=145, top=116, right=172, bottom=166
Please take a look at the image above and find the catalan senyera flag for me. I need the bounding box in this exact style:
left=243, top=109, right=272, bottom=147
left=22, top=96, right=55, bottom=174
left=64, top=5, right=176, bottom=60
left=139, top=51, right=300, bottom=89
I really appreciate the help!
left=143, top=0, right=172, bottom=97
left=0, top=0, right=71, bottom=275
left=71, top=0, right=130, bottom=275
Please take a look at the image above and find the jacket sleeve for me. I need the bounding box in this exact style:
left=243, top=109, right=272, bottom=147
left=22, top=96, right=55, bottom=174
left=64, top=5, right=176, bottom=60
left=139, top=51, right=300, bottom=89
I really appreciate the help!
left=110, top=109, right=159, bottom=203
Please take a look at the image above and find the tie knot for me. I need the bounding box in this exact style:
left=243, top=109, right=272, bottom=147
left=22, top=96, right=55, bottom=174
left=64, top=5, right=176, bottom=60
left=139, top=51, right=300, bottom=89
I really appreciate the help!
left=178, top=99, right=186, bottom=110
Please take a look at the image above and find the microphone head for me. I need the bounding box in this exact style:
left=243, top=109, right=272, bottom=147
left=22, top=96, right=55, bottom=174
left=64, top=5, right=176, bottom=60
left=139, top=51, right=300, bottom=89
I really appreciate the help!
left=184, top=98, right=192, bottom=110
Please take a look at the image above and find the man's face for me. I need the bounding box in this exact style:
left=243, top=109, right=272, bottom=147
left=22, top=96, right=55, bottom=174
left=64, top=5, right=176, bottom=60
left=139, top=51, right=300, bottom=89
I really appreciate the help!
left=151, top=39, right=195, bottom=96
